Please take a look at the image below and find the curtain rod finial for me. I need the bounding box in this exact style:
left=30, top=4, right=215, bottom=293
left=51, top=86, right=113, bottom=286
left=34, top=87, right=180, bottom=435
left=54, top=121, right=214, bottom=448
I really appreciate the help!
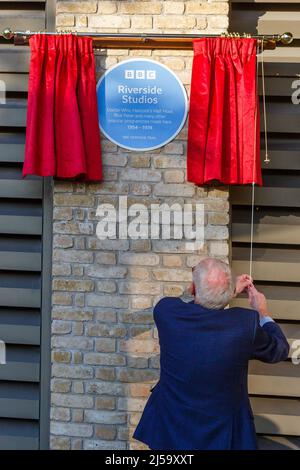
left=2, top=28, right=13, bottom=40
left=280, top=32, right=293, bottom=45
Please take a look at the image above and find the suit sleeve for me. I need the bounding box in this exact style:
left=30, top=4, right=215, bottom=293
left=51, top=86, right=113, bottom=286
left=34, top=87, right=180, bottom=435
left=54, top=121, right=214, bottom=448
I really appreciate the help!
left=251, top=313, right=290, bottom=363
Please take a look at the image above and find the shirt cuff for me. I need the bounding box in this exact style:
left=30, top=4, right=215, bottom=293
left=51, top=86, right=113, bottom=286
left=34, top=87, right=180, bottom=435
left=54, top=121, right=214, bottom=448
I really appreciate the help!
left=260, top=315, right=274, bottom=327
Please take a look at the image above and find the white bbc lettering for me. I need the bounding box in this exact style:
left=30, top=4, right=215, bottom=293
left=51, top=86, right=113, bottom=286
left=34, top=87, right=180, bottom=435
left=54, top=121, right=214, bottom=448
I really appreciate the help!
left=125, top=70, right=135, bottom=79
left=147, top=70, right=156, bottom=80
left=136, top=70, right=145, bottom=79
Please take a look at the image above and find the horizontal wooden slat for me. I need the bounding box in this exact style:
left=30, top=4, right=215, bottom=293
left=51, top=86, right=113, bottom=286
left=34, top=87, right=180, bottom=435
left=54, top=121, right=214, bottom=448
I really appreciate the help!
left=0, top=288, right=40, bottom=308
left=0, top=46, right=30, bottom=73
left=0, top=398, right=39, bottom=419
left=0, top=435, right=38, bottom=450
left=0, top=362, right=39, bottom=382
left=232, top=10, right=300, bottom=39
left=261, top=151, right=300, bottom=170
left=0, top=216, right=42, bottom=235
left=232, top=223, right=300, bottom=244
left=0, top=73, right=28, bottom=93
left=249, top=361, right=300, bottom=397
left=0, top=98, right=27, bottom=127
left=0, top=133, right=25, bottom=162
left=251, top=397, right=300, bottom=435
left=0, top=323, right=40, bottom=345
left=231, top=187, right=300, bottom=207
left=0, top=11, right=45, bottom=32
left=232, top=260, right=300, bottom=282
left=0, top=251, right=41, bottom=271
left=231, top=298, right=300, bottom=320
left=0, top=180, right=42, bottom=199
left=259, top=77, right=297, bottom=96
left=258, top=435, right=300, bottom=450
left=260, top=102, right=300, bottom=133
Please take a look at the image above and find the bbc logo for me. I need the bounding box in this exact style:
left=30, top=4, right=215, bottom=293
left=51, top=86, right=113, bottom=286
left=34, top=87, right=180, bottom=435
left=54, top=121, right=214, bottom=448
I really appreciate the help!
left=125, top=70, right=156, bottom=80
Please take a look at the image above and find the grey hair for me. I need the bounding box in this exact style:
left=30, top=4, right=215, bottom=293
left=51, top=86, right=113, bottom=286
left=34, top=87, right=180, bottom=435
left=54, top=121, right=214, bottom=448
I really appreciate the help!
left=192, top=258, right=235, bottom=309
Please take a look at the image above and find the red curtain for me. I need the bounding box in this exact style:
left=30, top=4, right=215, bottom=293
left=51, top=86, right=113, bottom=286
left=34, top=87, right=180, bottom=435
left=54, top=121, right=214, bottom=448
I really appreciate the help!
left=187, top=38, right=262, bottom=186
left=23, top=35, right=102, bottom=181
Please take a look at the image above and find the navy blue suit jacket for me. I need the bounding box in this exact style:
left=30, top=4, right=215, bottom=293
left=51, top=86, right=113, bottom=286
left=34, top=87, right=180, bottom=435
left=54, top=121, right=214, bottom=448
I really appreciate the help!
left=133, top=297, right=289, bottom=450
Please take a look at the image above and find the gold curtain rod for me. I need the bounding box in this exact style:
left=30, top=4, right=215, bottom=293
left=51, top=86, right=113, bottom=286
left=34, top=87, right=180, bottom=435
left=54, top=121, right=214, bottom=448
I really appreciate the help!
left=1, top=29, right=294, bottom=50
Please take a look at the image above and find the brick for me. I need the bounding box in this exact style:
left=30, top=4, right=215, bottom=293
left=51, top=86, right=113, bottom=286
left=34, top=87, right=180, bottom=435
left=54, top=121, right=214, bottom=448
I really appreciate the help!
left=131, top=296, right=153, bottom=310
left=86, top=266, right=127, bottom=279
left=95, top=368, right=116, bottom=381
left=87, top=294, right=129, bottom=309
left=121, top=168, right=160, bottom=182
left=153, top=183, right=194, bottom=197
left=118, top=311, right=154, bottom=324
left=54, top=221, right=94, bottom=235
left=54, top=194, right=94, bottom=207
left=119, top=2, right=162, bottom=14
left=51, top=379, right=71, bottom=394
left=87, top=324, right=126, bottom=338
left=51, top=393, right=93, bottom=409
left=84, top=440, right=126, bottom=450
left=129, top=383, right=153, bottom=398
left=71, top=439, right=83, bottom=450
left=52, top=320, right=72, bottom=335
left=117, top=369, right=159, bottom=383
left=52, top=308, right=93, bottom=322
left=207, top=15, right=229, bottom=30
left=130, top=183, right=151, bottom=196
left=85, top=381, right=125, bottom=396
left=97, top=2, right=117, bottom=14
left=95, top=425, right=117, bottom=440
left=208, top=212, right=229, bottom=225
left=154, top=155, right=185, bottom=169
left=118, top=398, right=146, bottom=412
left=131, top=16, right=153, bottom=30
left=95, top=310, right=117, bottom=323
left=52, top=292, right=72, bottom=306
left=51, top=422, right=93, bottom=438
left=205, top=225, right=229, bottom=240
left=130, top=155, right=151, bottom=168
left=52, top=351, right=71, bottom=364
left=76, top=15, right=87, bottom=28
left=96, top=280, right=117, bottom=293
left=95, top=338, right=116, bottom=353
left=164, top=170, right=185, bottom=183
left=57, top=2, right=98, bottom=13
left=130, top=239, right=151, bottom=252
left=52, top=279, right=94, bottom=292
left=94, top=252, right=116, bottom=265
left=119, top=282, right=161, bottom=295
left=50, top=436, right=70, bottom=450
left=163, top=255, right=182, bottom=267
left=186, top=2, right=229, bottom=15
left=52, top=263, right=71, bottom=276
left=53, top=249, right=93, bottom=263
left=96, top=397, right=116, bottom=410
left=153, top=269, right=192, bottom=282
left=164, top=1, right=185, bottom=14
left=84, top=410, right=126, bottom=425
left=209, top=241, right=229, bottom=257
left=84, top=353, right=126, bottom=366
left=52, top=364, right=93, bottom=379
left=163, top=284, right=184, bottom=296
left=53, top=235, right=74, bottom=248
left=120, top=339, right=159, bottom=355
left=72, top=409, right=84, bottom=423
left=119, top=253, right=159, bottom=266
left=56, top=14, right=75, bottom=27
left=72, top=381, right=84, bottom=394
left=52, top=336, right=93, bottom=350
left=102, top=154, right=127, bottom=167
left=127, top=356, right=149, bottom=369
left=89, top=16, right=130, bottom=29
left=53, top=207, right=73, bottom=221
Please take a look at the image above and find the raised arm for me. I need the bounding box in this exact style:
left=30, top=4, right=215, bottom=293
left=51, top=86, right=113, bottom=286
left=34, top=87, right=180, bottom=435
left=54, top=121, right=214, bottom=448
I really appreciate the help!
left=248, top=284, right=289, bottom=363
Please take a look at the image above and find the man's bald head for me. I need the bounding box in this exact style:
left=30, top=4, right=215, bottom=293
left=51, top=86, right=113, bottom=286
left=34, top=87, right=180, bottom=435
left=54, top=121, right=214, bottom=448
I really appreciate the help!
left=192, top=258, right=235, bottom=309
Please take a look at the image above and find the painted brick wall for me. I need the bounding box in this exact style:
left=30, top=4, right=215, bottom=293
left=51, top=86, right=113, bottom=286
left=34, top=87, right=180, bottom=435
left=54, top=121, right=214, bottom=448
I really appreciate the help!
left=51, top=0, right=230, bottom=450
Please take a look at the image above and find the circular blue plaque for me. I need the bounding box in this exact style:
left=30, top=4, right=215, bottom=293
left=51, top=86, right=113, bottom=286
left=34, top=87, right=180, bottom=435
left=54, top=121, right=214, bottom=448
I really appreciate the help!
left=97, top=59, right=188, bottom=151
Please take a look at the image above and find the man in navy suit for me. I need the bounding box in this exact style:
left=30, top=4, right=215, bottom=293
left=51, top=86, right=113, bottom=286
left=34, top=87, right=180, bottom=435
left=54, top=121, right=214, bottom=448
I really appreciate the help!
left=133, top=258, right=289, bottom=450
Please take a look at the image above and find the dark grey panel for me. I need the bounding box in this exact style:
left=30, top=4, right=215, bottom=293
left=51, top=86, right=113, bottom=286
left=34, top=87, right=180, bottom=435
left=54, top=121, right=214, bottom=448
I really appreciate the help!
left=0, top=362, right=39, bottom=382
left=0, top=288, right=40, bottom=308
left=0, top=46, right=30, bottom=73
left=231, top=187, right=300, bottom=207
left=0, top=74, right=28, bottom=93
left=0, top=11, right=45, bottom=32
left=0, top=323, right=40, bottom=345
left=0, top=180, right=42, bottom=199
left=0, top=99, right=27, bottom=127
left=0, top=216, right=42, bottom=235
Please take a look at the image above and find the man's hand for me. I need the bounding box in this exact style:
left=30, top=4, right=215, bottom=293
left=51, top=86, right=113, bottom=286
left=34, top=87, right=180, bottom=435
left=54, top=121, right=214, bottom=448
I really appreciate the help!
left=247, top=284, right=269, bottom=317
left=234, top=274, right=252, bottom=296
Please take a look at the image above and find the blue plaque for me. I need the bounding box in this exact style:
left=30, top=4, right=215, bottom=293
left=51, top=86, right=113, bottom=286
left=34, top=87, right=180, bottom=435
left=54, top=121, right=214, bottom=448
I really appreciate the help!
left=97, top=59, right=188, bottom=151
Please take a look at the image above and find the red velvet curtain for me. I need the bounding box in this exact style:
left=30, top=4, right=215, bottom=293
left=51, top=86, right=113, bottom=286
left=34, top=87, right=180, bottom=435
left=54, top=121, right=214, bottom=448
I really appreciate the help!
left=187, top=38, right=262, bottom=186
left=23, top=35, right=102, bottom=181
